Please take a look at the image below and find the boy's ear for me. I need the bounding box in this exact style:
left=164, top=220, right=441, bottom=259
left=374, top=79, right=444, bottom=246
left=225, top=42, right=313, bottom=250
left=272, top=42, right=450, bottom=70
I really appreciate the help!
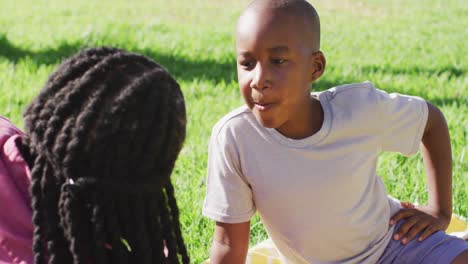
left=309, top=51, right=326, bottom=82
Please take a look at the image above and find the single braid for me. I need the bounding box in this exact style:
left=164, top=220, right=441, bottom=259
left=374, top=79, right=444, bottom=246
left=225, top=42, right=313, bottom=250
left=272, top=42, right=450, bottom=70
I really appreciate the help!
left=148, top=195, right=165, bottom=263
left=58, top=184, right=89, bottom=264
left=130, top=193, right=151, bottom=264
left=159, top=188, right=180, bottom=263
left=116, top=195, right=134, bottom=262
left=29, top=156, right=46, bottom=264
left=91, top=193, right=108, bottom=264
left=165, top=182, right=190, bottom=264
left=41, top=164, right=71, bottom=264
left=103, top=197, right=127, bottom=264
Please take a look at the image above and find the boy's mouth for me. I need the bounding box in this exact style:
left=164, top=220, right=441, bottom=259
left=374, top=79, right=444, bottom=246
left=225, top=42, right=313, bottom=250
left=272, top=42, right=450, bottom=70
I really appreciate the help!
left=254, top=102, right=272, bottom=111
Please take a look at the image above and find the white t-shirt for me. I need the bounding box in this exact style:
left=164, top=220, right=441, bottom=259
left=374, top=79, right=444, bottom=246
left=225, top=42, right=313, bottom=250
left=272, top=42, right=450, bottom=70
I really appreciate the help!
left=203, top=82, right=428, bottom=263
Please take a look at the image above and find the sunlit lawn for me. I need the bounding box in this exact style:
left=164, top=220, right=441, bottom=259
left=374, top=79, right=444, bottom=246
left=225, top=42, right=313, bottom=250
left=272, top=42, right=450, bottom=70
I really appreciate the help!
left=0, top=0, right=466, bottom=262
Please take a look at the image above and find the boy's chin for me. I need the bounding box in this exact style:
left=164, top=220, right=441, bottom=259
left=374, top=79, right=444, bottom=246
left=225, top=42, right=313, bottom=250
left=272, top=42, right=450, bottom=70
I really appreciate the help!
left=253, top=114, right=278, bottom=129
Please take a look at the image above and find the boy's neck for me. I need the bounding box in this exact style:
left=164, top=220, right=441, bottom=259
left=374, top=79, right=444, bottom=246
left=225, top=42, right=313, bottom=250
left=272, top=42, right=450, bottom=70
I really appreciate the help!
left=276, top=95, right=324, bottom=140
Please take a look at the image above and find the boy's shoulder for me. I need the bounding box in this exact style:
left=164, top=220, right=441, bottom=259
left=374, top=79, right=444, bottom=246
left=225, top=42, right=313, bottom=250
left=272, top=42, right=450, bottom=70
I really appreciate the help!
left=320, top=81, right=384, bottom=109
left=211, top=105, right=254, bottom=139
left=324, top=81, right=377, bottom=99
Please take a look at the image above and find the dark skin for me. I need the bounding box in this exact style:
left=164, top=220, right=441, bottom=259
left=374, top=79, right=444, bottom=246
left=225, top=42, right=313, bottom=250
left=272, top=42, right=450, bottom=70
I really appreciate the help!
left=391, top=102, right=468, bottom=264
left=211, top=3, right=325, bottom=263
left=397, top=104, right=468, bottom=261
left=209, top=0, right=467, bottom=263
left=390, top=102, right=453, bottom=244
left=236, top=1, right=324, bottom=140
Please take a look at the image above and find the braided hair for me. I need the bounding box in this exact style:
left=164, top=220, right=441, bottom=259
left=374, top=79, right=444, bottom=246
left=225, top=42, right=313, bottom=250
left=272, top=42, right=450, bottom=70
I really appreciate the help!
left=16, top=47, right=190, bottom=264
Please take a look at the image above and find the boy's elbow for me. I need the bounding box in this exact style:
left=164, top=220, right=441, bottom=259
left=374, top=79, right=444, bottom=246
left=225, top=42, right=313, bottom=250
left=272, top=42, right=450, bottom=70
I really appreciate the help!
left=423, top=101, right=448, bottom=137
left=210, top=240, right=248, bottom=264
left=210, top=221, right=250, bottom=264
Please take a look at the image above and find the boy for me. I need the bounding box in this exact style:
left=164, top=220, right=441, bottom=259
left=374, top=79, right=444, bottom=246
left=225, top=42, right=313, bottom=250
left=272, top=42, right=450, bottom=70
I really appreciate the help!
left=203, top=0, right=468, bottom=263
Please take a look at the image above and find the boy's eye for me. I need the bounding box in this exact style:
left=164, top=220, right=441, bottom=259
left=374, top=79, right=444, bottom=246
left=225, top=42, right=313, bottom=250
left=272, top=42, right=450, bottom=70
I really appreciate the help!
left=239, top=61, right=255, bottom=69
left=271, top=59, right=286, bottom=65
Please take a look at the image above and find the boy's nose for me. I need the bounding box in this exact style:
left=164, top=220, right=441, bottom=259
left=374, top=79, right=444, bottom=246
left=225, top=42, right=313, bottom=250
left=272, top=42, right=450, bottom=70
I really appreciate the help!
left=250, top=64, right=270, bottom=90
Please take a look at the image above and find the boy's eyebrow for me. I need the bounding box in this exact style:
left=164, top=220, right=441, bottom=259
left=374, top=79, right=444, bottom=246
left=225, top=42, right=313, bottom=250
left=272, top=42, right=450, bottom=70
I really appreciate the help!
left=237, top=46, right=290, bottom=57
left=268, top=46, right=290, bottom=53
left=237, top=51, right=252, bottom=57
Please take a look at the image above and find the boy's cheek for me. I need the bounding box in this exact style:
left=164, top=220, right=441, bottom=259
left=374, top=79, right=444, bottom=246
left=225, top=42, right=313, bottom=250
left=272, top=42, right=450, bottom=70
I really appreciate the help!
left=240, top=90, right=253, bottom=107
left=237, top=72, right=250, bottom=86
left=238, top=79, right=252, bottom=96
left=236, top=67, right=248, bottom=81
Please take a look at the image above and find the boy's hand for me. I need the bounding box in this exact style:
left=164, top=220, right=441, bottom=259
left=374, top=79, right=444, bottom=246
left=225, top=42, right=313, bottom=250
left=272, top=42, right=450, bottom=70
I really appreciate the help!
left=390, top=203, right=451, bottom=245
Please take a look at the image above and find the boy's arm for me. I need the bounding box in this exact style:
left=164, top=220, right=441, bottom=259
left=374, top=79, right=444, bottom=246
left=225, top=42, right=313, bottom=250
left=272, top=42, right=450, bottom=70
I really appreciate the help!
left=210, top=221, right=250, bottom=264
left=390, top=102, right=452, bottom=244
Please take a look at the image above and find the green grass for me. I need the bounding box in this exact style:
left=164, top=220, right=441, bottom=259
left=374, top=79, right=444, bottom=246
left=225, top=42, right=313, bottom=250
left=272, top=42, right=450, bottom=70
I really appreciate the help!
left=0, top=0, right=466, bottom=262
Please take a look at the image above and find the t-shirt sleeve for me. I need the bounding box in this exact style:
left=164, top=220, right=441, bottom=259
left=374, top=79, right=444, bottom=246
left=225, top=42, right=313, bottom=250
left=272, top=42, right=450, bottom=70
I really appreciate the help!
left=202, top=125, right=255, bottom=223
left=375, top=89, right=428, bottom=156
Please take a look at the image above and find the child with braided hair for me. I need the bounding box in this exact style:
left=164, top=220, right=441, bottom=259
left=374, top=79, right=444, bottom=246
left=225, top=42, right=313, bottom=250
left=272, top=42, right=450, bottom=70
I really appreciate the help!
left=0, top=47, right=189, bottom=264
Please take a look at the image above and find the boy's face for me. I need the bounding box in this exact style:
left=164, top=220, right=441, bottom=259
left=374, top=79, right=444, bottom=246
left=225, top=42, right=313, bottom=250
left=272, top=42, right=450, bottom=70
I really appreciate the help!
left=236, top=9, right=324, bottom=135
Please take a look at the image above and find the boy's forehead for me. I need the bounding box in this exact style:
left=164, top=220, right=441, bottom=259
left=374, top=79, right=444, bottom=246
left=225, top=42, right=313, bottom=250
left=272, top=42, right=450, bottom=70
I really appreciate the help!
left=239, top=0, right=316, bottom=24
left=237, top=0, right=320, bottom=51
left=237, top=11, right=316, bottom=53
left=237, top=11, right=296, bottom=44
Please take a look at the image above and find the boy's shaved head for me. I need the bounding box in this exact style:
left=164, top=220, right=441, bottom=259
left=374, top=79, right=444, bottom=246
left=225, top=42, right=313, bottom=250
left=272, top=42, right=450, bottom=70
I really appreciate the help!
left=239, top=0, right=321, bottom=51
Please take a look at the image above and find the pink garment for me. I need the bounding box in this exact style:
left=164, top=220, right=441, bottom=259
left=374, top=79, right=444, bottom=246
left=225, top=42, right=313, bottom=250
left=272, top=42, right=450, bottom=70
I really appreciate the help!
left=0, top=116, right=33, bottom=264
